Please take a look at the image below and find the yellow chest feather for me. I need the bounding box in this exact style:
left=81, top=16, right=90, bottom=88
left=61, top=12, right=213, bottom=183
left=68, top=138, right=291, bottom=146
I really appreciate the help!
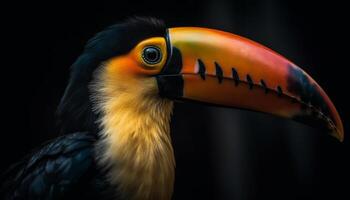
left=92, top=67, right=175, bottom=200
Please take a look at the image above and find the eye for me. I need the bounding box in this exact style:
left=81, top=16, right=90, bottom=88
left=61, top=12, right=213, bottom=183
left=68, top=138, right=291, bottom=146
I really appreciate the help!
left=142, top=46, right=162, bottom=65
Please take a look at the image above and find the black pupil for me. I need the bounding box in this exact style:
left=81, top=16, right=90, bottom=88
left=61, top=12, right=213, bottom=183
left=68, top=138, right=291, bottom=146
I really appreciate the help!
left=144, top=47, right=160, bottom=63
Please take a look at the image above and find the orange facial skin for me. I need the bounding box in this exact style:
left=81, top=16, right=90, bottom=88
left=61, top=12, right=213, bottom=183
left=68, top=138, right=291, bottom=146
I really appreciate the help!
left=166, top=27, right=343, bottom=141
left=103, top=37, right=168, bottom=97
left=107, top=37, right=168, bottom=78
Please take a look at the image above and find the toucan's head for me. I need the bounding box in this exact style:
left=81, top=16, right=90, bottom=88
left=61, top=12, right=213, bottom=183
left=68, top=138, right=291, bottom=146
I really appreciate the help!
left=58, top=17, right=343, bottom=142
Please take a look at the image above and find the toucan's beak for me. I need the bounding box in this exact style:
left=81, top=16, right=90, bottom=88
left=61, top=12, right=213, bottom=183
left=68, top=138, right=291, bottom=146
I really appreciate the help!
left=156, top=27, right=344, bottom=141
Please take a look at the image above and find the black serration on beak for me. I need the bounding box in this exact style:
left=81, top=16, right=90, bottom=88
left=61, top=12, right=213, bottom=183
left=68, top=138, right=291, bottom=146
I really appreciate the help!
left=277, top=86, right=283, bottom=97
left=260, top=79, right=268, bottom=94
left=215, top=62, right=223, bottom=83
left=231, top=68, right=240, bottom=86
left=197, top=59, right=206, bottom=80
left=246, top=74, right=253, bottom=90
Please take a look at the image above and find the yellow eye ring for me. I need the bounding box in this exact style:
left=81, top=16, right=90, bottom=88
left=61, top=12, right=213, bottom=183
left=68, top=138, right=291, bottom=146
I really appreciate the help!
left=142, top=46, right=162, bottom=65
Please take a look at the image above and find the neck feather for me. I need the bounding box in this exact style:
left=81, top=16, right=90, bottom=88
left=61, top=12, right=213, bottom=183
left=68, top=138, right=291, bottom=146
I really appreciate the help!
left=93, top=69, right=175, bottom=200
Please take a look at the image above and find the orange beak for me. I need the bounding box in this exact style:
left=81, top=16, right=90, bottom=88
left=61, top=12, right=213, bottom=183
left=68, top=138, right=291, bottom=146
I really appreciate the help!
left=156, top=27, right=344, bottom=141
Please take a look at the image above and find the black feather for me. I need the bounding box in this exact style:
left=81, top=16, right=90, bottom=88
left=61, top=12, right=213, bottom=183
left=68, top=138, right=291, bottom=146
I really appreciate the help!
left=0, top=132, right=102, bottom=200
left=56, top=17, right=166, bottom=134
left=2, top=17, right=167, bottom=200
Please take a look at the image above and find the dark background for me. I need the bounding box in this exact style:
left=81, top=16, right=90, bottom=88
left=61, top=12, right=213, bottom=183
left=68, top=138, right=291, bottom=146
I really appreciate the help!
left=2, top=0, right=349, bottom=199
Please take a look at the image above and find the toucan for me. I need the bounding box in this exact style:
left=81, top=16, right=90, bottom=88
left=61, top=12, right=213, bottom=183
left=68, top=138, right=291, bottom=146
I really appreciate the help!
left=0, top=17, right=343, bottom=200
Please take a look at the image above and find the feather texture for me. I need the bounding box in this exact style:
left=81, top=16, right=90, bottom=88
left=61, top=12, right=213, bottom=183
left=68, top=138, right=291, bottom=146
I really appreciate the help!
left=56, top=17, right=166, bottom=134
left=2, top=17, right=171, bottom=200
left=1, top=132, right=100, bottom=200
left=92, top=59, right=175, bottom=200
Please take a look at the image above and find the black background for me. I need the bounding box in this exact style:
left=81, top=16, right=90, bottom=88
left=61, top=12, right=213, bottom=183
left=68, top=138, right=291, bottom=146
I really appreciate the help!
left=1, top=0, right=349, bottom=199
